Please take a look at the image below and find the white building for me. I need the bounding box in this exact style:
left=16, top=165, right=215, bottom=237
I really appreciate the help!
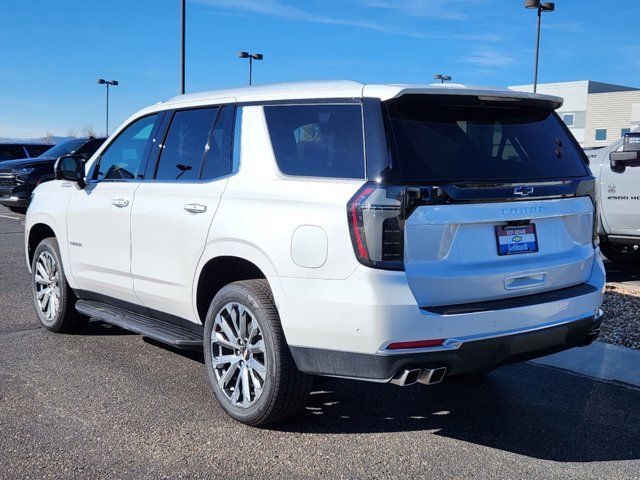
left=509, top=81, right=640, bottom=148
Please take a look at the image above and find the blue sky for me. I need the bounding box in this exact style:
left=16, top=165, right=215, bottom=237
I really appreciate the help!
left=1, top=0, right=639, bottom=138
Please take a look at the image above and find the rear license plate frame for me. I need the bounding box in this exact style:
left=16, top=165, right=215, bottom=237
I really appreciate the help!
left=495, top=223, right=539, bottom=256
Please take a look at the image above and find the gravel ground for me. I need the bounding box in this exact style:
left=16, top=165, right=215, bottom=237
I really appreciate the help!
left=601, top=284, right=640, bottom=350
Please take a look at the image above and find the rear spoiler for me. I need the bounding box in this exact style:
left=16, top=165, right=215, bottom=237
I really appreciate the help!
left=363, top=85, right=563, bottom=110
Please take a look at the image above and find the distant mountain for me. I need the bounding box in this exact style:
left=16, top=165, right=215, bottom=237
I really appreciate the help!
left=0, top=136, right=74, bottom=144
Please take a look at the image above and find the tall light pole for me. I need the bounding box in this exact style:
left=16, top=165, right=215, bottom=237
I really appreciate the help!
left=524, top=0, right=555, bottom=93
left=97, top=79, right=118, bottom=136
left=180, top=0, right=186, bottom=94
left=434, top=74, right=452, bottom=84
left=238, top=52, right=263, bottom=86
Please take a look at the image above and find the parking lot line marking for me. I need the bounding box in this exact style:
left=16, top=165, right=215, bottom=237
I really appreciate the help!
left=0, top=214, right=21, bottom=220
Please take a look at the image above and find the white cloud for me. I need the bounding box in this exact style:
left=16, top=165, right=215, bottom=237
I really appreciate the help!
left=195, top=0, right=501, bottom=42
left=460, top=47, right=516, bottom=67
left=358, top=0, right=487, bottom=21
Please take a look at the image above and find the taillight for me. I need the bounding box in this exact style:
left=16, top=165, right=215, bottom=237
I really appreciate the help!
left=347, top=183, right=407, bottom=270
left=576, top=178, right=600, bottom=247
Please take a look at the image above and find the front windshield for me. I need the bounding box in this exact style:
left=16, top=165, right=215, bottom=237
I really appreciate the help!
left=40, top=139, right=87, bottom=158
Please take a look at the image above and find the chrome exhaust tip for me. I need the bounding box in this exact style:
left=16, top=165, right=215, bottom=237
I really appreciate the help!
left=390, top=368, right=422, bottom=386
left=417, top=367, right=447, bottom=385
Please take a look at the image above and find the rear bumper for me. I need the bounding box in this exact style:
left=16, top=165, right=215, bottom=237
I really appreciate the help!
left=290, top=310, right=603, bottom=381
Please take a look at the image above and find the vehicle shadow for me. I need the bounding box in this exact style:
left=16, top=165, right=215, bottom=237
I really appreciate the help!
left=132, top=329, right=640, bottom=463
left=273, top=363, right=640, bottom=463
left=604, top=259, right=640, bottom=284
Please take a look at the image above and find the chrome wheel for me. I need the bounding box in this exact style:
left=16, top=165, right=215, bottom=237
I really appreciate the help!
left=34, top=251, right=61, bottom=323
left=211, top=303, right=267, bottom=408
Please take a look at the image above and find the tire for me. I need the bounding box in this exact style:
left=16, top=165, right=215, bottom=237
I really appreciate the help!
left=31, top=237, right=88, bottom=333
left=203, top=279, right=312, bottom=426
left=8, top=206, right=27, bottom=214
left=600, top=241, right=640, bottom=265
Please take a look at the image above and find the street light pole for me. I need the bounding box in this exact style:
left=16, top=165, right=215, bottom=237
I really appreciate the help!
left=238, top=52, right=264, bottom=86
left=180, top=0, right=186, bottom=94
left=434, top=74, right=452, bottom=84
left=97, top=79, right=119, bottom=136
left=525, top=1, right=555, bottom=93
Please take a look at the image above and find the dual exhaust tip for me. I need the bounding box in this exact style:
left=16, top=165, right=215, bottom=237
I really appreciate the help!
left=390, top=367, right=447, bottom=387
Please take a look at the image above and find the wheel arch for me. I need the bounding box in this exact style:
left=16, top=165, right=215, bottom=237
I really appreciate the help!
left=27, top=222, right=57, bottom=268
left=193, top=245, right=280, bottom=324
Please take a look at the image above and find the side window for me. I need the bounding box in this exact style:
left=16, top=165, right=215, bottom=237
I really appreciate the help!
left=76, top=139, right=105, bottom=158
left=0, top=145, right=27, bottom=160
left=25, top=145, right=51, bottom=157
left=263, top=104, right=365, bottom=178
left=94, top=114, right=159, bottom=180
left=200, top=106, right=234, bottom=180
left=155, top=108, right=218, bottom=181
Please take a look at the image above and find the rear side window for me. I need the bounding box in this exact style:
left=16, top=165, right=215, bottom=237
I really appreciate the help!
left=155, top=108, right=218, bottom=181
left=0, top=145, right=26, bottom=160
left=264, top=104, right=365, bottom=178
left=384, top=95, right=589, bottom=183
left=76, top=139, right=105, bottom=158
left=94, top=114, right=159, bottom=180
left=200, top=106, right=234, bottom=180
left=25, top=145, right=52, bottom=157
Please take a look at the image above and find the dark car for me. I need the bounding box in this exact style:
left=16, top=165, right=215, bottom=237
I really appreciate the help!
left=0, top=137, right=105, bottom=213
left=0, top=142, right=53, bottom=161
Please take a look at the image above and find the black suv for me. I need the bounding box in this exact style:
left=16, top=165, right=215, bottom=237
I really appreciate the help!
left=0, top=142, right=53, bottom=161
left=0, top=137, right=105, bottom=213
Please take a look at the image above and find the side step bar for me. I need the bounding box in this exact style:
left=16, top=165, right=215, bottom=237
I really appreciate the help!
left=75, top=300, right=203, bottom=350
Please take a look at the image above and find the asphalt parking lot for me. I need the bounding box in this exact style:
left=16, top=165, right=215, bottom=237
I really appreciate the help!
left=1, top=206, right=639, bottom=479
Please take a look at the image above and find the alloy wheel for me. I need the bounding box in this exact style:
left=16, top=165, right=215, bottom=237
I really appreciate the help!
left=34, top=251, right=61, bottom=323
left=210, top=303, right=267, bottom=408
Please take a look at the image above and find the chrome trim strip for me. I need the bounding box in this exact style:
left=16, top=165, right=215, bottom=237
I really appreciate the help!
left=377, top=309, right=603, bottom=356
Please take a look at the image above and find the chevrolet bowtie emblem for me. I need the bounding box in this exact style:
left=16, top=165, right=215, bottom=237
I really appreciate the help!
left=513, top=186, right=534, bottom=197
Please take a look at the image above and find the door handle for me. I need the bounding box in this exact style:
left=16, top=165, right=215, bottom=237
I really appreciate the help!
left=183, top=203, right=207, bottom=214
left=504, top=273, right=547, bottom=290
left=112, top=198, right=129, bottom=208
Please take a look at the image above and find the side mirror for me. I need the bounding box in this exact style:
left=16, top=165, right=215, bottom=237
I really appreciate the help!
left=610, top=151, right=640, bottom=173
left=55, top=155, right=86, bottom=188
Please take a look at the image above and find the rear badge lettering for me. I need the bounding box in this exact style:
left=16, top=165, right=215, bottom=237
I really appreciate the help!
left=501, top=206, right=544, bottom=216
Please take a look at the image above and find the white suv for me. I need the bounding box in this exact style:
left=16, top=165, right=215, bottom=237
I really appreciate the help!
left=25, top=81, right=605, bottom=425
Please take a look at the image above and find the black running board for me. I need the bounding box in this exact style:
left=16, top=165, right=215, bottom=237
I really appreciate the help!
left=75, top=300, right=203, bottom=350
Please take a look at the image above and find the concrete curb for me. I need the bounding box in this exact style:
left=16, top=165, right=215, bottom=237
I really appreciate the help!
left=530, top=341, right=640, bottom=389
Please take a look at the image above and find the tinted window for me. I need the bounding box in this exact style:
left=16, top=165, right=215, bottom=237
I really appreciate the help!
left=40, top=139, right=87, bottom=158
left=264, top=104, right=365, bottom=178
left=0, top=145, right=26, bottom=160
left=562, top=113, right=574, bottom=126
left=384, top=95, right=589, bottom=183
left=621, top=128, right=631, bottom=138
left=75, top=138, right=105, bottom=158
left=200, top=106, right=234, bottom=180
left=155, top=108, right=218, bottom=181
left=95, top=114, right=159, bottom=180
left=595, top=129, right=607, bottom=141
left=25, top=144, right=52, bottom=157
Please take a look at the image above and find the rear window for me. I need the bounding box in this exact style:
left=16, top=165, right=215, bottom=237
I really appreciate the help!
left=264, top=104, right=365, bottom=179
left=384, top=95, right=589, bottom=183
